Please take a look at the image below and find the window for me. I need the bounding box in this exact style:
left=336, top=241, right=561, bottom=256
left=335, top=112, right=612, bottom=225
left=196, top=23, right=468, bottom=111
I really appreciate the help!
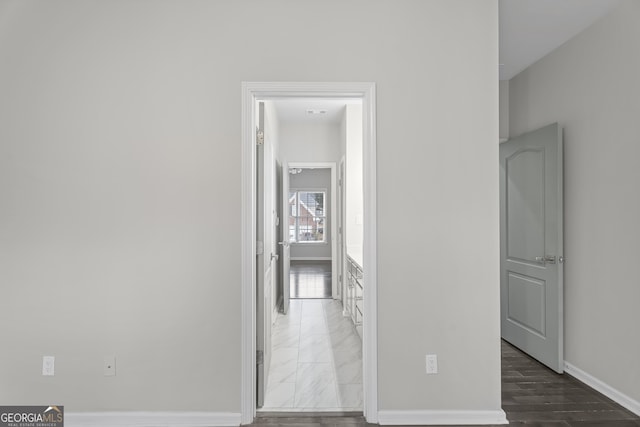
left=289, top=191, right=326, bottom=243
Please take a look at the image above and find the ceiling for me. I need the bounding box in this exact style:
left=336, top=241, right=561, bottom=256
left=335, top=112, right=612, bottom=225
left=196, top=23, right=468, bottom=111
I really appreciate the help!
left=272, top=98, right=361, bottom=125
left=499, top=0, right=620, bottom=80
left=273, top=0, right=620, bottom=123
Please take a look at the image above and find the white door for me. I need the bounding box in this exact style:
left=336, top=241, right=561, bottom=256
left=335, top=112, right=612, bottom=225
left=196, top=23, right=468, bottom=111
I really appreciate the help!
left=500, top=123, right=564, bottom=373
left=256, top=119, right=266, bottom=407
left=279, top=161, right=291, bottom=314
left=275, top=161, right=284, bottom=311
left=338, top=161, right=345, bottom=304
left=256, top=103, right=274, bottom=407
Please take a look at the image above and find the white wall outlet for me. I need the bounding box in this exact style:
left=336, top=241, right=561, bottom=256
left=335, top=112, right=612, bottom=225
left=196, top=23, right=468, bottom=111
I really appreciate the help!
left=104, top=356, right=116, bottom=376
left=426, top=354, right=438, bottom=374
left=42, top=356, right=55, bottom=376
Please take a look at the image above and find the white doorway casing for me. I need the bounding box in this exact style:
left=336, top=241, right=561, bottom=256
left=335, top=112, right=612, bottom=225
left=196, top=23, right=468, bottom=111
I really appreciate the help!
left=240, top=82, right=377, bottom=424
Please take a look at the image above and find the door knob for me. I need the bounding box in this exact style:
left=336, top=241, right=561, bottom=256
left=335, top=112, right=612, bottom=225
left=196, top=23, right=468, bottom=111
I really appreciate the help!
left=278, top=241, right=289, bottom=248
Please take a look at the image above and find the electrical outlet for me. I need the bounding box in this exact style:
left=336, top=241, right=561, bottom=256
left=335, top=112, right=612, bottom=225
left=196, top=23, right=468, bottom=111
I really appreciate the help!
left=42, top=356, right=55, bottom=376
left=104, top=356, right=116, bottom=376
left=426, top=354, right=438, bottom=374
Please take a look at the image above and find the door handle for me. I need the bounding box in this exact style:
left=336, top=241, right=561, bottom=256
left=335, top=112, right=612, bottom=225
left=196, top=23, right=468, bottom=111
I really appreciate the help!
left=278, top=241, right=289, bottom=248
left=271, top=253, right=279, bottom=262
left=535, top=255, right=556, bottom=264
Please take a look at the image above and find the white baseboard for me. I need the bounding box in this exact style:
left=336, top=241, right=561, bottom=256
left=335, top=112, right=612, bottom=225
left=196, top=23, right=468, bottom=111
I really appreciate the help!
left=65, top=412, right=241, bottom=427
left=290, top=257, right=332, bottom=261
left=565, top=361, right=640, bottom=416
left=377, top=410, right=508, bottom=425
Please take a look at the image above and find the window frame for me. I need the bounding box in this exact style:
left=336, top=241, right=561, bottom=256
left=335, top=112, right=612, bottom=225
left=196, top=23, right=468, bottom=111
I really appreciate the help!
left=289, top=188, right=328, bottom=244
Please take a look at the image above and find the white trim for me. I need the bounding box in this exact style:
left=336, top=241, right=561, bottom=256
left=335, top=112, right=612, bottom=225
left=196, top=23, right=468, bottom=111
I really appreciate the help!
left=361, top=82, right=378, bottom=424
left=565, top=361, right=640, bottom=416
left=240, top=83, right=257, bottom=426
left=338, top=156, right=346, bottom=303
left=330, top=165, right=337, bottom=297
left=377, top=410, right=508, bottom=425
left=241, top=82, right=377, bottom=425
left=290, top=257, right=332, bottom=261
left=65, top=412, right=241, bottom=427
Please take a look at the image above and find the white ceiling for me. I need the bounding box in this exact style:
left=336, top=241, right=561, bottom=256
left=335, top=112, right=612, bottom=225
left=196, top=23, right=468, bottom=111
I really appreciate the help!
left=273, top=1, right=620, bottom=123
left=272, top=98, right=361, bottom=125
left=499, top=0, right=620, bottom=80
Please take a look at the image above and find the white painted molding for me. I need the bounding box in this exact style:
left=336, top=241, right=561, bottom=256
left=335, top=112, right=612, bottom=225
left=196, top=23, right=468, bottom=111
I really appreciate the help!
left=240, top=82, right=256, bottom=426
left=377, top=410, right=508, bottom=425
left=565, top=361, right=640, bottom=416
left=361, top=81, right=378, bottom=424
left=65, top=412, right=241, bottom=427
left=241, top=82, right=377, bottom=425
left=290, top=257, right=332, bottom=261
left=330, top=164, right=337, bottom=299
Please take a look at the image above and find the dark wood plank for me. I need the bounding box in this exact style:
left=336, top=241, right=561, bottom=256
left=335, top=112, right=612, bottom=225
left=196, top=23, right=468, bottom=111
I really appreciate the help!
left=289, top=260, right=332, bottom=299
left=501, top=341, right=640, bottom=426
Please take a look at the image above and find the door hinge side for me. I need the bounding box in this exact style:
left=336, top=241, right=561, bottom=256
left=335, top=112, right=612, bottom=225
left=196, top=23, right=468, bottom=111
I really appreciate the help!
left=256, top=130, right=264, bottom=146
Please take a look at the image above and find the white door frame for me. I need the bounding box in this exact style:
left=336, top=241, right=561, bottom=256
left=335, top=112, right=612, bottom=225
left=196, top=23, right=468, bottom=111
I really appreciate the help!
left=287, top=162, right=337, bottom=298
left=240, top=82, right=377, bottom=424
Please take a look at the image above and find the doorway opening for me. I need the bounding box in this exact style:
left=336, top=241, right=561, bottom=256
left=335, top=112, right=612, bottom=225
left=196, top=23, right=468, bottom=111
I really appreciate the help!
left=240, top=82, right=377, bottom=425
left=287, top=164, right=338, bottom=300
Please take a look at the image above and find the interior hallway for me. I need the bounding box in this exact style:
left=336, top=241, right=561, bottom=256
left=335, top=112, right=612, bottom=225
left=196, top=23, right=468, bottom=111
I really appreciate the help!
left=255, top=341, right=640, bottom=425
left=261, top=299, right=363, bottom=411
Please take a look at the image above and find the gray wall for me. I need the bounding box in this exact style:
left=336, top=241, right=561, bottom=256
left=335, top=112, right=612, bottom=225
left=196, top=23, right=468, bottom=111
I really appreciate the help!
left=344, top=104, right=363, bottom=263
left=509, top=0, right=640, bottom=405
left=289, top=168, right=331, bottom=259
left=499, top=80, right=509, bottom=141
left=0, top=0, right=500, bottom=415
left=279, top=122, right=342, bottom=164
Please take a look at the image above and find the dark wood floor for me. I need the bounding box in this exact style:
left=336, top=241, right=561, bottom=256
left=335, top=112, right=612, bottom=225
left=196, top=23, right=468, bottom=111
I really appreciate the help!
left=290, top=260, right=332, bottom=299
left=500, top=341, right=639, bottom=426
left=252, top=341, right=640, bottom=426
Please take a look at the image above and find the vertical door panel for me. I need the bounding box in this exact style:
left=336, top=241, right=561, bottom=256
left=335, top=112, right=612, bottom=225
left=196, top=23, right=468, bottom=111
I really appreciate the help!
left=256, top=112, right=265, bottom=407
left=256, top=102, right=275, bottom=407
left=506, top=149, right=545, bottom=262
left=281, top=161, right=290, bottom=314
left=276, top=161, right=284, bottom=310
left=500, top=123, right=564, bottom=373
left=338, top=161, right=345, bottom=305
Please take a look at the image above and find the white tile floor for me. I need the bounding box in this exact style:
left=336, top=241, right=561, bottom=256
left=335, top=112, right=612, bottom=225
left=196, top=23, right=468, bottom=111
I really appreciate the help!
left=262, top=299, right=363, bottom=411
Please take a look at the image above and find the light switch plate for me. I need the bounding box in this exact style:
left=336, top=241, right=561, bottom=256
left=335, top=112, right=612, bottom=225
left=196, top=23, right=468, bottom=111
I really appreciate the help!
left=43, top=356, right=55, bottom=376
left=426, top=354, right=438, bottom=374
